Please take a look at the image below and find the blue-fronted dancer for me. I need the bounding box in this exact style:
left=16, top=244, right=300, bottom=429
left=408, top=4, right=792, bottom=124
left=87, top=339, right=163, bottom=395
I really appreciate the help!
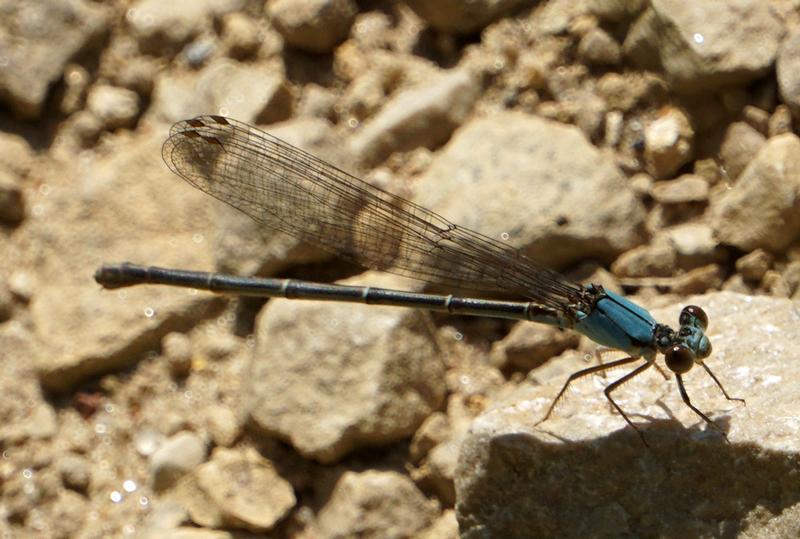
left=95, top=115, right=744, bottom=445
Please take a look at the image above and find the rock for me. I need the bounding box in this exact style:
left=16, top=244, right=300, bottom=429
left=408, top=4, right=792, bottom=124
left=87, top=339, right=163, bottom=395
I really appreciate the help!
left=268, top=0, right=357, bottom=54
left=0, top=169, right=24, bottom=224
left=148, top=59, right=293, bottom=126
left=490, top=323, right=580, bottom=370
left=414, top=112, right=645, bottom=270
left=590, top=0, right=646, bottom=22
left=719, top=122, right=766, bottom=181
left=312, top=471, right=438, bottom=539
left=86, top=85, right=140, bottom=129
left=596, top=72, right=668, bottom=112
left=0, top=0, right=107, bottom=118
left=769, top=104, right=793, bottom=137
left=247, top=272, right=445, bottom=463
left=456, top=292, right=798, bottom=538
left=650, top=174, right=708, bottom=204
left=611, top=240, right=676, bottom=278
left=577, top=27, right=621, bottom=66
left=410, top=412, right=450, bottom=463
left=58, top=454, right=92, bottom=493
left=220, top=12, right=261, bottom=59
left=670, top=264, right=723, bottom=295
left=203, top=404, right=241, bottom=447
left=777, top=27, right=800, bottom=119
left=48, top=490, right=89, bottom=539
left=661, top=223, right=722, bottom=270
left=350, top=68, right=479, bottom=165
left=162, top=332, right=192, bottom=377
left=150, top=431, right=207, bottom=491
left=33, top=132, right=222, bottom=393
left=643, top=106, right=694, bottom=179
left=416, top=510, right=460, bottom=539
left=735, top=249, right=773, bottom=283
left=175, top=447, right=295, bottom=532
left=127, top=0, right=243, bottom=54
left=742, top=105, right=770, bottom=135
left=405, top=0, right=529, bottom=34
left=624, top=0, right=784, bottom=94
left=711, top=134, right=800, bottom=252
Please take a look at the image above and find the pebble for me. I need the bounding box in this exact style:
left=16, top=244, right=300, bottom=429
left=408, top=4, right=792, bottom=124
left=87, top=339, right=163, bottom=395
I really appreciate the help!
left=735, top=249, right=773, bottom=283
left=150, top=431, right=207, bottom=491
left=643, top=107, right=694, bottom=179
left=719, top=122, right=766, bottom=181
left=650, top=174, right=708, bottom=204
left=578, top=27, right=621, bottom=66
left=268, top=0, right=357, bottom=54
left=0, top=170, right=24, bottom=224
left=86, top=85, right=140, bottom=129
left=162, top=332, right=192, bottom=378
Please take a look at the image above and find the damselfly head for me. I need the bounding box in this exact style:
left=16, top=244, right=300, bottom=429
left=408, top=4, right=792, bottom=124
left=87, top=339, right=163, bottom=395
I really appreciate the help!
left=679, top=304, right=708, bottom=330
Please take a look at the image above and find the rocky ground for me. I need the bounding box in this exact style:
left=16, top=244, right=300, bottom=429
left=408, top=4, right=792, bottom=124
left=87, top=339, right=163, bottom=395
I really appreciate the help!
left=1, top=0, right=800, bottom=537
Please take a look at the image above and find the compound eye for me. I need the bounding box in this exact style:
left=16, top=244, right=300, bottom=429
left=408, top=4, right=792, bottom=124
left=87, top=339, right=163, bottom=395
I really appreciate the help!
left=680, top=305, right=708, bottom=330
left=665, top=345, right=695, bottom=374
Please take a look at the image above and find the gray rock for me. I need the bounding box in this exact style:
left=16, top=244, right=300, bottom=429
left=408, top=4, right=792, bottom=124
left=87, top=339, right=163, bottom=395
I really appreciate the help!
left=247, top=271, right=445, bottom=463
left=150, top=431, right=207, bottom=491
left=268, top=0, right=357, bottom=54
left=650, top=174, right=708, bottom=204
left=350, top=68, right=479, bottom=165
left=312, top=470, right=438, bottom=539
left=577, top=27, right=621, bottom=66
left=34, top=132, right=222, bottom=393
left=719, top=121, right=766, bottom=181
left=625, top=0, right=784, bottom=94
left=643, top=106, right=694, bottom=179
left=128, top=0, right=243, bottom=53
left=0, top=0, right=107, bottom=118
left=86, top=85, right=140, bottom=130
left=406, top=0, right=529, bottom=34
left=456, top=292, right=797, bottom=538
left=777, top=27, right=800, bottom=119
left=490, top=323, right=580, bottom=370
left=148, top=59, right=293, bottom=126
left=711, top=134, right=800, bottom=252
left=175, top=447, right=295, bottom=532
left=413, top=112, right=645, bottom=269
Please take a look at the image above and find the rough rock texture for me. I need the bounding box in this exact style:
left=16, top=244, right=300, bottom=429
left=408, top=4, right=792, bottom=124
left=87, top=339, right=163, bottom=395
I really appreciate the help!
left=0, top=0, right=107, bottom=118
left=268, top=0, right=357, bottom=54
left=406, top=0, right=531, bottom=34
left=456, top=293, right=800, bottom=538
left=624, top=0, right=784, bottom=94
left=247, top=272, right=446, bottom=463
left=711, top=134, right=800, bottom=252
left=414, top=112, right=646, bottom=269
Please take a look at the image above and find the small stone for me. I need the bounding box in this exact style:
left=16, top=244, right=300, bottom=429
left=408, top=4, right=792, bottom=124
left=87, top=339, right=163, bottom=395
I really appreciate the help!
left=763, top=270, right=790, bottom=298
left=0, top=282, right=12, bottom=322
left=777, top=27, right=800, bottom=118
left=269, top=0, right=357, bottom=54
left=86, top=85, right=140, bottom=129
left=782, top=261, right=800, bottom=296
left=611, top=241, right=677, bottom=278
left=590, top=0, right=646, bottom=22
left=769, top=105, right=793, bottom=137
left=162, top=332, right=192, bottom=377
left=490, top=323, right=580, bottom=371
left=60, top=64, right=91, bottom=115
left=150, top=431, right=207, bottom=491
left=410, top=412, right=450, bottom=463
left=221, top=12, right=261, bottom=59
left=406, top=0, right=529, bottom=34
left=0, top=170, right=24, bottom=224
left=58, top=454, right=92, bottom=493
left=204, top=405, right=241, bottom=447
left=693, top=158, right=722, bottom=185
left=313, top=471, right=438, bottom=538
left=671, top=264, right=722, bottom=295
left=735, top=249, right=773, bottom=283
left=604, top=110, right=624, bottom=148
left=662, top=223, right=720, bottom=269
left=578, top=28, right=621, bottom=66
left=712, top=134, right=800, bottom=252
left=722, top=273, right=752, bottom=295
left=650, top=174, right=708, bottom=204
left=298, top=84, right=337, bottom=119
left=644, top=107, right=694, bottom=179
left=719, top=122, right=766, bottom=181
left=741, top=105, right=770, bottom=135
left=629, top=173, right=654, bottom=197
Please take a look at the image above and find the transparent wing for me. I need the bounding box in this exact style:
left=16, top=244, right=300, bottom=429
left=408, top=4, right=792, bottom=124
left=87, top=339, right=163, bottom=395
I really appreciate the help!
left=162, top=115, right=584, bottom=311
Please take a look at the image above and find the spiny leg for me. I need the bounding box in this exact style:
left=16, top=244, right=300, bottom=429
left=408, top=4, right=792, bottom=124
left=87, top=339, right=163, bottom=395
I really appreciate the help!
left=700, top=362, right=745, bottom=405
left=604, top=361, right=653, bottom=447
left=536, top=355, right=641, bottom=426
left=675, top=374, right=730, bottom=443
